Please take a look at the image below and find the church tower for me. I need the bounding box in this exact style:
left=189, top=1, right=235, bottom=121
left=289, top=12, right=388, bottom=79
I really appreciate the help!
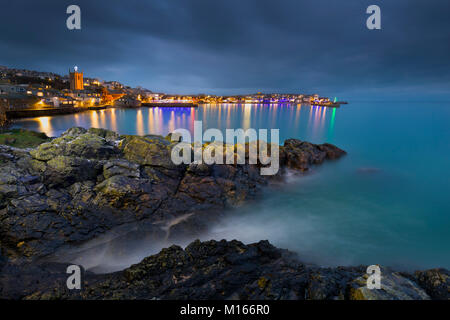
left=69, top=66, right=84, bottom=91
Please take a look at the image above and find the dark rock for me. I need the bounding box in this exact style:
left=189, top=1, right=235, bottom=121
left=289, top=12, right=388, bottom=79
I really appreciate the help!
left=88, top=127, right=120, bottom=142
left=1, top=239, right=444, bottom=300
left=0, top=128, right=446, bottom=301
left=103, top=159, right=140, bottom=179
left=62, top=127, right=87, bottom=136
left=415, top=268, right=449, bottom=300
left=0, top=127, right=351, bottom=299
left=94, top=175, right=154, bottom=210
left=0, top=260, right=87, bottom=299
left=0, top=248, right=6, bottom=272
left=281, top=139, right=346, bottom=171
left=120, top=135, right=176, bottom=169
left=30, top=132, right=119, bottom=161
left=0, top=129, right=346, bottom=261
left=44, top=156, right=100, bottom=187
left=347, top=267, right=430, bottom=300
left=317, top=143, right=347, bottom=160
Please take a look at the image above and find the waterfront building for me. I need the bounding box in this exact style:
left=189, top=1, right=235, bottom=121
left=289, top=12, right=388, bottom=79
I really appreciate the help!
left=104, top=81, right=123, bottom=90
left=69, top=66, right=84, bottom=91
left=114, top=94, right=141, bottom=107
left=66, top=89, right=102, bottom=106
left=0, top=84, right=27, bottom=95
left=101, top=87, right=125, bottom=104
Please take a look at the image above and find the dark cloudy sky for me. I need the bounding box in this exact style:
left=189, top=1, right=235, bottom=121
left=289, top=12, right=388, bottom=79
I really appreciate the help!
left=1, top=0, right=449, bottom=100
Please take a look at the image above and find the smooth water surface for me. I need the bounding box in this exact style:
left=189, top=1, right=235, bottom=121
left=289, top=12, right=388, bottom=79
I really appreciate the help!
left=13, top=102, right=450, bottom=269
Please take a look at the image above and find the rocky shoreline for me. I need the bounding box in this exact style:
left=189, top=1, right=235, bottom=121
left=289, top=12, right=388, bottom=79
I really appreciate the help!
left=0, top=127, right=448, bottom=300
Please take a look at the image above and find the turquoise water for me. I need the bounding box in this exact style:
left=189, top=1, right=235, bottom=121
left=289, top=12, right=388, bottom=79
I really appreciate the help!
left=13, top=103, right=450, bottom=269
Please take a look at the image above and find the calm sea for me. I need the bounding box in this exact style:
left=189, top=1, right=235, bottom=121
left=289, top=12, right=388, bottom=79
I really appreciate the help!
left=12, top=102, right=450, bottom=270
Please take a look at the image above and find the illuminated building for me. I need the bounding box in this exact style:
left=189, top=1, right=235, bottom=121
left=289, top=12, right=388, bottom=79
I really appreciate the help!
left=69, top=66, right=84, bottom=91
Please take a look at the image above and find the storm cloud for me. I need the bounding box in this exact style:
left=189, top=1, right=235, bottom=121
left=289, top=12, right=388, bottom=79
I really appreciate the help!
left=0, top=0, right=449, bottom=99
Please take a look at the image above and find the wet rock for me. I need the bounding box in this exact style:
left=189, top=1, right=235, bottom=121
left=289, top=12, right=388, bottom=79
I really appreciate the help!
left=281, top=139, right=346, bottom=171
left=29, top=143, right=56, bottom=161
left=28, top=159, right=47, bottom=173
left=317, top=143, right=347, bottom=160
left=19, top=175, right=40, bottom=184
left=166, top=132, right=183, bottom=142
left=88, top=127, right=120, bottom=142
left=68, top=181, right=95, bottom=201
left=103, top=159, right=140, bottom=179
left=0, top=126, right=443, bottom=301
left=30, top=132, right=118, bottom=161
left=0, top=249, right=6, bottom=272
left=305, top=267, right=363, bottom=300
left=44, top=156, right=100, bottom=187
left=0, top=128, right=346, bottom=265
left=187, top=162, right=211, bottom=176
left=84, top=239, right=300, bottom=300
left=282, top=140, right=325, bottom=170
left=0, top=167, right=26, bottom=205
left=348, top=268, right=430, bottom=300
left=3, top=239, right=444, bottom=300
left=94, top=175, right=153, bottom=210
left=0, top=238, right=447, bottom=300
left=63, top=134, right=118, bottom=159
left=62, top=127, right=87, bottom=136
left=0, top=171, right=18, bottom=191
left=0, top=261, right=80, bottom=300
left=415, top=268, right=449, bottom=300
left=120, top=135, right=176, bottom=169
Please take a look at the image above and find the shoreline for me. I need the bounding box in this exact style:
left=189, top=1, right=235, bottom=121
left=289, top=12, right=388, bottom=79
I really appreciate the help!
left=0, top=127, right=447, bottom=300
left=5, top=105, right=111, bottom=119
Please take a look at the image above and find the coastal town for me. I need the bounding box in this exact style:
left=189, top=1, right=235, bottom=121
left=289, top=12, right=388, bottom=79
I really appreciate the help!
left=0, top=65, right=343, bottom=120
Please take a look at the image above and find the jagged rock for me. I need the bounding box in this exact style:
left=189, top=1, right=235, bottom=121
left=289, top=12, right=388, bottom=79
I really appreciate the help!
left=187, top=162, right=211, bottom=176
left=0, top=127, right=447, bottom=301
left=0, top=127, right=349, bottom=296
left=317, top=143, right=347, bottom=160
left=30, top=132, right=118, bottom=161
left=94, top=175, right=153, bottom=209
left=281, top=139, right=346, bottom=171
left=0, top=249, right=6, bottom=272
left=62, top=127, right=87, bottom=136
left=0, top=239, right=445, bottom=300
left=348, top=268, right=430, bottom=300
left=28, top=159, right=47, bottom=173
left=0, top=166, right=28, bottom=205
left=305, top=267, right=361, bottom=300
left=166, top=132, right=182, bottom=142
left=119, top=135, right=176, bottom=169
left=88, top=127, right=120, bottom=142
left=415, top=268, right=449, bottom=300
left=29, top=142, right=58, bottom=161
left=103, top=159, right=140, bottom=179
left=0, top=261, right=77, bottom=299
left=45, top=156, right=100, bottom=187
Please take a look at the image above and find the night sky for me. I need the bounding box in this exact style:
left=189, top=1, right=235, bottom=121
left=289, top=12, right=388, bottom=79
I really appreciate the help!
left=1, top=0, right=449, bottom=100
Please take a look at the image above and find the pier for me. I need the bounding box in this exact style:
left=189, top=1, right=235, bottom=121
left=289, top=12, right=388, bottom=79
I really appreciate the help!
left=141, top=102, right=198, bottom=108
left=6, top=105, right=111, bottom=119
left=309, top=102, right=342, bottom=108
